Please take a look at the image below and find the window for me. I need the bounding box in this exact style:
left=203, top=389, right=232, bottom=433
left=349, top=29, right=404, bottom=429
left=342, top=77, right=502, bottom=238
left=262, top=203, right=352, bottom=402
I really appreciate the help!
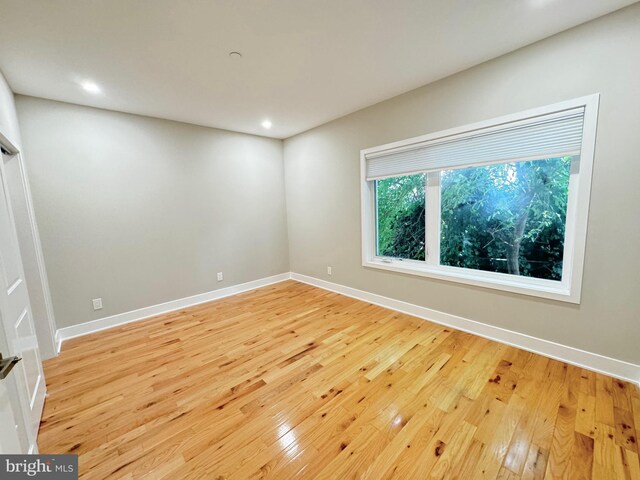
left=361, top=95, right=599, bottom=303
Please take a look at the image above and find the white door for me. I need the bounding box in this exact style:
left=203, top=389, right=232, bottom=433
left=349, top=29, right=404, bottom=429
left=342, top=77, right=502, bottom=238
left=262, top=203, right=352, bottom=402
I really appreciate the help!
left=0, top=149, right=46, bottom=453
left=3, top=152, right=57, bottom=360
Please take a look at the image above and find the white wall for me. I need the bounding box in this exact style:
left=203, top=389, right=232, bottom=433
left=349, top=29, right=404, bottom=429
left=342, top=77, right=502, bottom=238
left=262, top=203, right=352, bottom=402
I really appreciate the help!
left=16, top=96, right=290, bottom=328
left=283, top=5, right=640, bottom=365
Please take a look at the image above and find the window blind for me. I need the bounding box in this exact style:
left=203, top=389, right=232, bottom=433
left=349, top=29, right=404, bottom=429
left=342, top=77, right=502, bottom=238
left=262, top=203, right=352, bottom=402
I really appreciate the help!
left=365, top=107, right=585, bottom=181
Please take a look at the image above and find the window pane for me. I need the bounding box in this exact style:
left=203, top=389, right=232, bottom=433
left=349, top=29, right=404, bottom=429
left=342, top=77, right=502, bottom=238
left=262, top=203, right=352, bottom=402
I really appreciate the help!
left=440, top=157, right=571, bottom=281
left=376, top=173, right=425, bottom=261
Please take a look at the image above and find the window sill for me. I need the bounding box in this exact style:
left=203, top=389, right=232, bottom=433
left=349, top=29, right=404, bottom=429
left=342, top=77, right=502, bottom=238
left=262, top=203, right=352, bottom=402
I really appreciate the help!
left=363, top=258, right=578, bottom=304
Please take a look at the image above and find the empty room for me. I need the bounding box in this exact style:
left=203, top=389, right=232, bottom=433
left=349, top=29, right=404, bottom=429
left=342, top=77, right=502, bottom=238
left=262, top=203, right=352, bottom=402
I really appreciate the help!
left=0, top=1, right=639, bottom=478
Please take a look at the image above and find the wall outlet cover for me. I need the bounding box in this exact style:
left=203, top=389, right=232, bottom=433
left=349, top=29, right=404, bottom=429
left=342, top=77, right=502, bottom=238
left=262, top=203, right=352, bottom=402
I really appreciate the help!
left=92, top=298, right=103, bottom=310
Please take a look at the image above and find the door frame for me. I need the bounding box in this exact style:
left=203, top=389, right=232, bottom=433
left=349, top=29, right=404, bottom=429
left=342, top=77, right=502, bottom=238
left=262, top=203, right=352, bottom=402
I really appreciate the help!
left=0, top=131, right=57, bottom=359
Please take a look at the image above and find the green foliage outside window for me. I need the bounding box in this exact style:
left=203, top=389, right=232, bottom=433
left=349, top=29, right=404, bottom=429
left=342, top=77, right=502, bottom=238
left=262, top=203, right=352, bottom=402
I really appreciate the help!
left=376, top=173, right=426, bottom=261
left=375, top=157, right=571, bottom=281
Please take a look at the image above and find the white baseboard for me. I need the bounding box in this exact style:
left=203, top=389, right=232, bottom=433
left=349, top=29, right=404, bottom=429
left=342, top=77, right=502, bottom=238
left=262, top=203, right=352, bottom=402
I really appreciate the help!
left=291, top=273, right=640, bottom=386
left=55, top=270, right=639, bottom=386
left=56, top=273, right=291, bottom=348
left=54, top=330, right=63, bottom=354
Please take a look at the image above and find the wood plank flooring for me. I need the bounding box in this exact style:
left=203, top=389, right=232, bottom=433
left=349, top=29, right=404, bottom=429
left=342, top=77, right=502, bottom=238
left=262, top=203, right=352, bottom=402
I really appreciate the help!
left=39, top=280, right=640, bottom=479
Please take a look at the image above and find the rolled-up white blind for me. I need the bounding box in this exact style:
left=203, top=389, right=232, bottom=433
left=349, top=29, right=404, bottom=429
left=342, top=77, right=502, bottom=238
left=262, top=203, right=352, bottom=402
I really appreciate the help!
left=365, top=107, right=584, bottom=181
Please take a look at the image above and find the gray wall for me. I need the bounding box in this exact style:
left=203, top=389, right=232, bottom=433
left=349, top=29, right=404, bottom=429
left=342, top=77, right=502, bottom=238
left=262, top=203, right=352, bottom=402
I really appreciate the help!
left=283, top=5, right=640, bottom=364
left=16, top=96, right=289, bottom=328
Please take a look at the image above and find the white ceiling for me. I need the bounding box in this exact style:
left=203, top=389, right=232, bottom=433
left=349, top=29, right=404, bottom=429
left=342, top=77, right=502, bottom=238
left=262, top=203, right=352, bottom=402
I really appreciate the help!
left=0, top=0, right=634, bottom=139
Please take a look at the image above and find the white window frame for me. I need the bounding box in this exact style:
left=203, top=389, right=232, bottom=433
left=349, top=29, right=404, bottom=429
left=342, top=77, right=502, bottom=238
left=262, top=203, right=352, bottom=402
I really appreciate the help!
left=360, top=94, right=599, bottom=304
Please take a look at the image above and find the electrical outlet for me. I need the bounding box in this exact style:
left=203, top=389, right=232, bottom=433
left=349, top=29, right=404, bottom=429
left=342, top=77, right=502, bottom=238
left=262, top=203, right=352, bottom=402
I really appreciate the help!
left=217, top=272, right=223, bottom=282
left=327, top=266, right=332, bottom=275
left=92, top=298, right=103, bottom=310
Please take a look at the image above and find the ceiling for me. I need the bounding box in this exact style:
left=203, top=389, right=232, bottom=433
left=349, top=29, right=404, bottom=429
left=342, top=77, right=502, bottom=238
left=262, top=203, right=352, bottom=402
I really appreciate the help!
left=0, top=1, right=634, bottom=139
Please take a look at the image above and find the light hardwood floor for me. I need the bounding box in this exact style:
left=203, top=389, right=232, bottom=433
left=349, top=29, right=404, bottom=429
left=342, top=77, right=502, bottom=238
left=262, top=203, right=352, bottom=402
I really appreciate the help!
left=39, top=280, right=640, bottom=479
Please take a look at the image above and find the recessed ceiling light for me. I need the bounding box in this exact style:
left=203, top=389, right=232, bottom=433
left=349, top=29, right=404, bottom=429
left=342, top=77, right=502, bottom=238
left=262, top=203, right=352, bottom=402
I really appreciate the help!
left=229, top=51, right=242, bottom=59
left=81, top=81, right=101, bottom=94
left=262, top=119, right=272, bottom=129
